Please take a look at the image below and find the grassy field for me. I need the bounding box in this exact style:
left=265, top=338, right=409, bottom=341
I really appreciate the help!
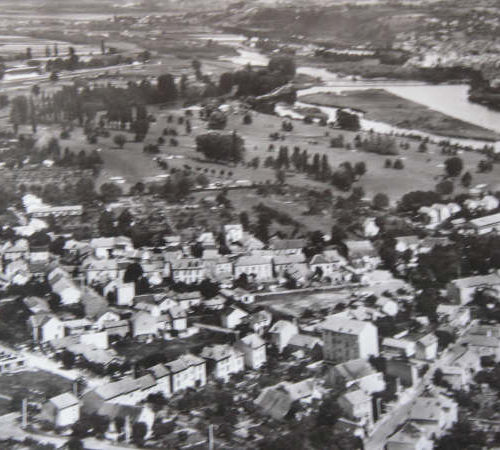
left=0, top=370, right=73, bottom=414
left=300, top=89, right=500, bottom=142
left=16, top=97, right=500, bottom=210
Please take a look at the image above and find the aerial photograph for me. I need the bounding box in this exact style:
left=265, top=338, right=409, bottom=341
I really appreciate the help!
left=0, top=0, right=499, bottom=448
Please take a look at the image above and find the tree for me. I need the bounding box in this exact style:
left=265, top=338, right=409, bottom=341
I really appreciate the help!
left=243, top=113, right=252, bottom=125
left=157, top=73, right=178, bottom=102
left=276, top=168, right=286, bottom=185
left=61, top=350, right=75, bottom=369
left=67, top=438, right=84, bottom=450
left=336, top=109, right=360, bottom=131
left=208, top=110, right=227, bottom=130
left=10, top=95, right=29, bottom=133
left=240, top=211, right=250, bottom=230
left=268, top=55, right=296, bottom=78
left=113, top=134, right=126, bottom=149
left=98, top=211, right=116, bottom=237
left=354, top=161, right=366, bottom=177
left=74, top=178, right=96, bottom=204
left=373, top=193, right=389, bottom=210
left=316, top=395, right=342, bottom=426
left=132, top=420, right=147, bottom=444
left=124, top=263, right=143, bottom=283
left=435, top=180, right=454, bottom=196
left=393, top=159, right=404, bottom=169
left=219, top=72, right=234, bottom=94
left=461, top=171, right=472, bottom=187
left=444, top=156, right=464, bottom=177
left=100, top=183, right=122, bottom=203
left=196, top=132, right=245, bottom=163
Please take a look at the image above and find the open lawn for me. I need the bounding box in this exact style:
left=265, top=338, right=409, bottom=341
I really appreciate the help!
left=300, top=89, right=500, bottom=142
left=17, top=97, right=500, bottom=217
left=0, top=370, right=73, bottom=414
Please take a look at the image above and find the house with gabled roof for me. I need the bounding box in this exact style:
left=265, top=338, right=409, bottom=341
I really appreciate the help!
left=234, top=256, right=273, bottom=282
left=408, top=394, right=457, bottom=439
left=29, top=314, right=65, bottom=343
left=269, top=320, right=299, bottom=352
left=338, top=388, right=374, bottom=432
left=269, top=238, right=306, bottom=256
left=309, top=251, right=346, bottom=281
left=386, top=422, right=433, bottom=450
left=221, top=305, right=248, bottom=329
left=235, top=333, right=267, bottom=369
left=200, top=344, right=244, bottom=381
left=447, top=273, right=500, bottom=305
left=100, top=403, right=156, bottom=440
left=165, top=354, right=206, bottom=393
left=327, top=359, right=385, bottom=395
left=344, top=240, right=381, bottom=270
left=41, top=392, right=80, bottom=427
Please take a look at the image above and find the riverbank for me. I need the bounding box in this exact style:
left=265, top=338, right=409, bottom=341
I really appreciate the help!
left=300, top=89, right=500, bottom=142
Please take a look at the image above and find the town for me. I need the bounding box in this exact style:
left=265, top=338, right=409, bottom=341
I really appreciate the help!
left=0, top=1, right=499, bottom=450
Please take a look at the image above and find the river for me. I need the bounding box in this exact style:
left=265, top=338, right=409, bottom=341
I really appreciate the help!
left=223, top=48, right=500, bottom=151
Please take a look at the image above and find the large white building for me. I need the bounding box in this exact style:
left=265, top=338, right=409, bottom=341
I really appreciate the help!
left=322, top=318, right=379, bottom=364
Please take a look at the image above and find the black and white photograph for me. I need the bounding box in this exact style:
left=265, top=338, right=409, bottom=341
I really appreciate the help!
left=0, top=0, right=498, bottom=448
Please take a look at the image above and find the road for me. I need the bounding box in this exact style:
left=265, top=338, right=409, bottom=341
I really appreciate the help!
left=364, top=319, right=475, bottom=449
left=0, top=412, right=137, bottom=449
left=364, top=337, right=465, bottom=450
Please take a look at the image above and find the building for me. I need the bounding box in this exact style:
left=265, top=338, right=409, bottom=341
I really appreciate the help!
left=103, top=280, right=135, bottom=306
left=386, top=422, right=433, bottom=450
left=200, top=344, right=245, bottom=381
left=382, top=337, right=416, bottom=358
left=309, top=251, right=346, bottom=281
left=170, top=259, right=206, bottom=284
left=447, top=273, right=500, bottom=305
left=269, top=320, right=299, bottom=352
left=234, top=256, right=273, bottom=282
left=99, top=403, right=156, bottom=440
left=408, top=395, right=458, bottom=439
left=49, top=273, right=81, bottom=305
left=415, top=333, right=438, bottom=361
left=436, top=304, right=471, bottom=328
left=173, top=291, right=202, bottom=309
left=28, top=205, right=83, bottom=218
left=224, top=224, right=244, bottom=244
left=269, top=238, right=306, bottom=256
left=248, top=310, right=272, bottom=335
left=386, top=359, right=419, bottom=387
left=89, top=236, right=133, bottom=259
left=327, top=359, right=385, bottom=394
left=337, top=389, right=374, bottom=432
left=286, top=334, right=323, bottom=359
left=131, top=312, right=158, bottom=339
left=165, top=354, right=206, bottom=393
left=221, top=306, right=248, bottom=329
left=41, top=393, right=80, bottom=427
left=0, top=346, right=25, bottom=373
left=467, top=212, right=500, bottom=234
left=29, top=314, right=65, bottom=343
left=322, top=318, right=379, bottom=364
left=255, top=378, right=318, bottom=420
left=344, top=240, right=381, bottom=270
left=235, top=333, right=267, bottom=369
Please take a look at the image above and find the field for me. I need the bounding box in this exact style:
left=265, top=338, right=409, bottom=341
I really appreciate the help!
left=15, top=95, right=500, bottom=211
left=300, top=89, right=500, bottom=142
left=0, top=370, right=73, bottom=414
